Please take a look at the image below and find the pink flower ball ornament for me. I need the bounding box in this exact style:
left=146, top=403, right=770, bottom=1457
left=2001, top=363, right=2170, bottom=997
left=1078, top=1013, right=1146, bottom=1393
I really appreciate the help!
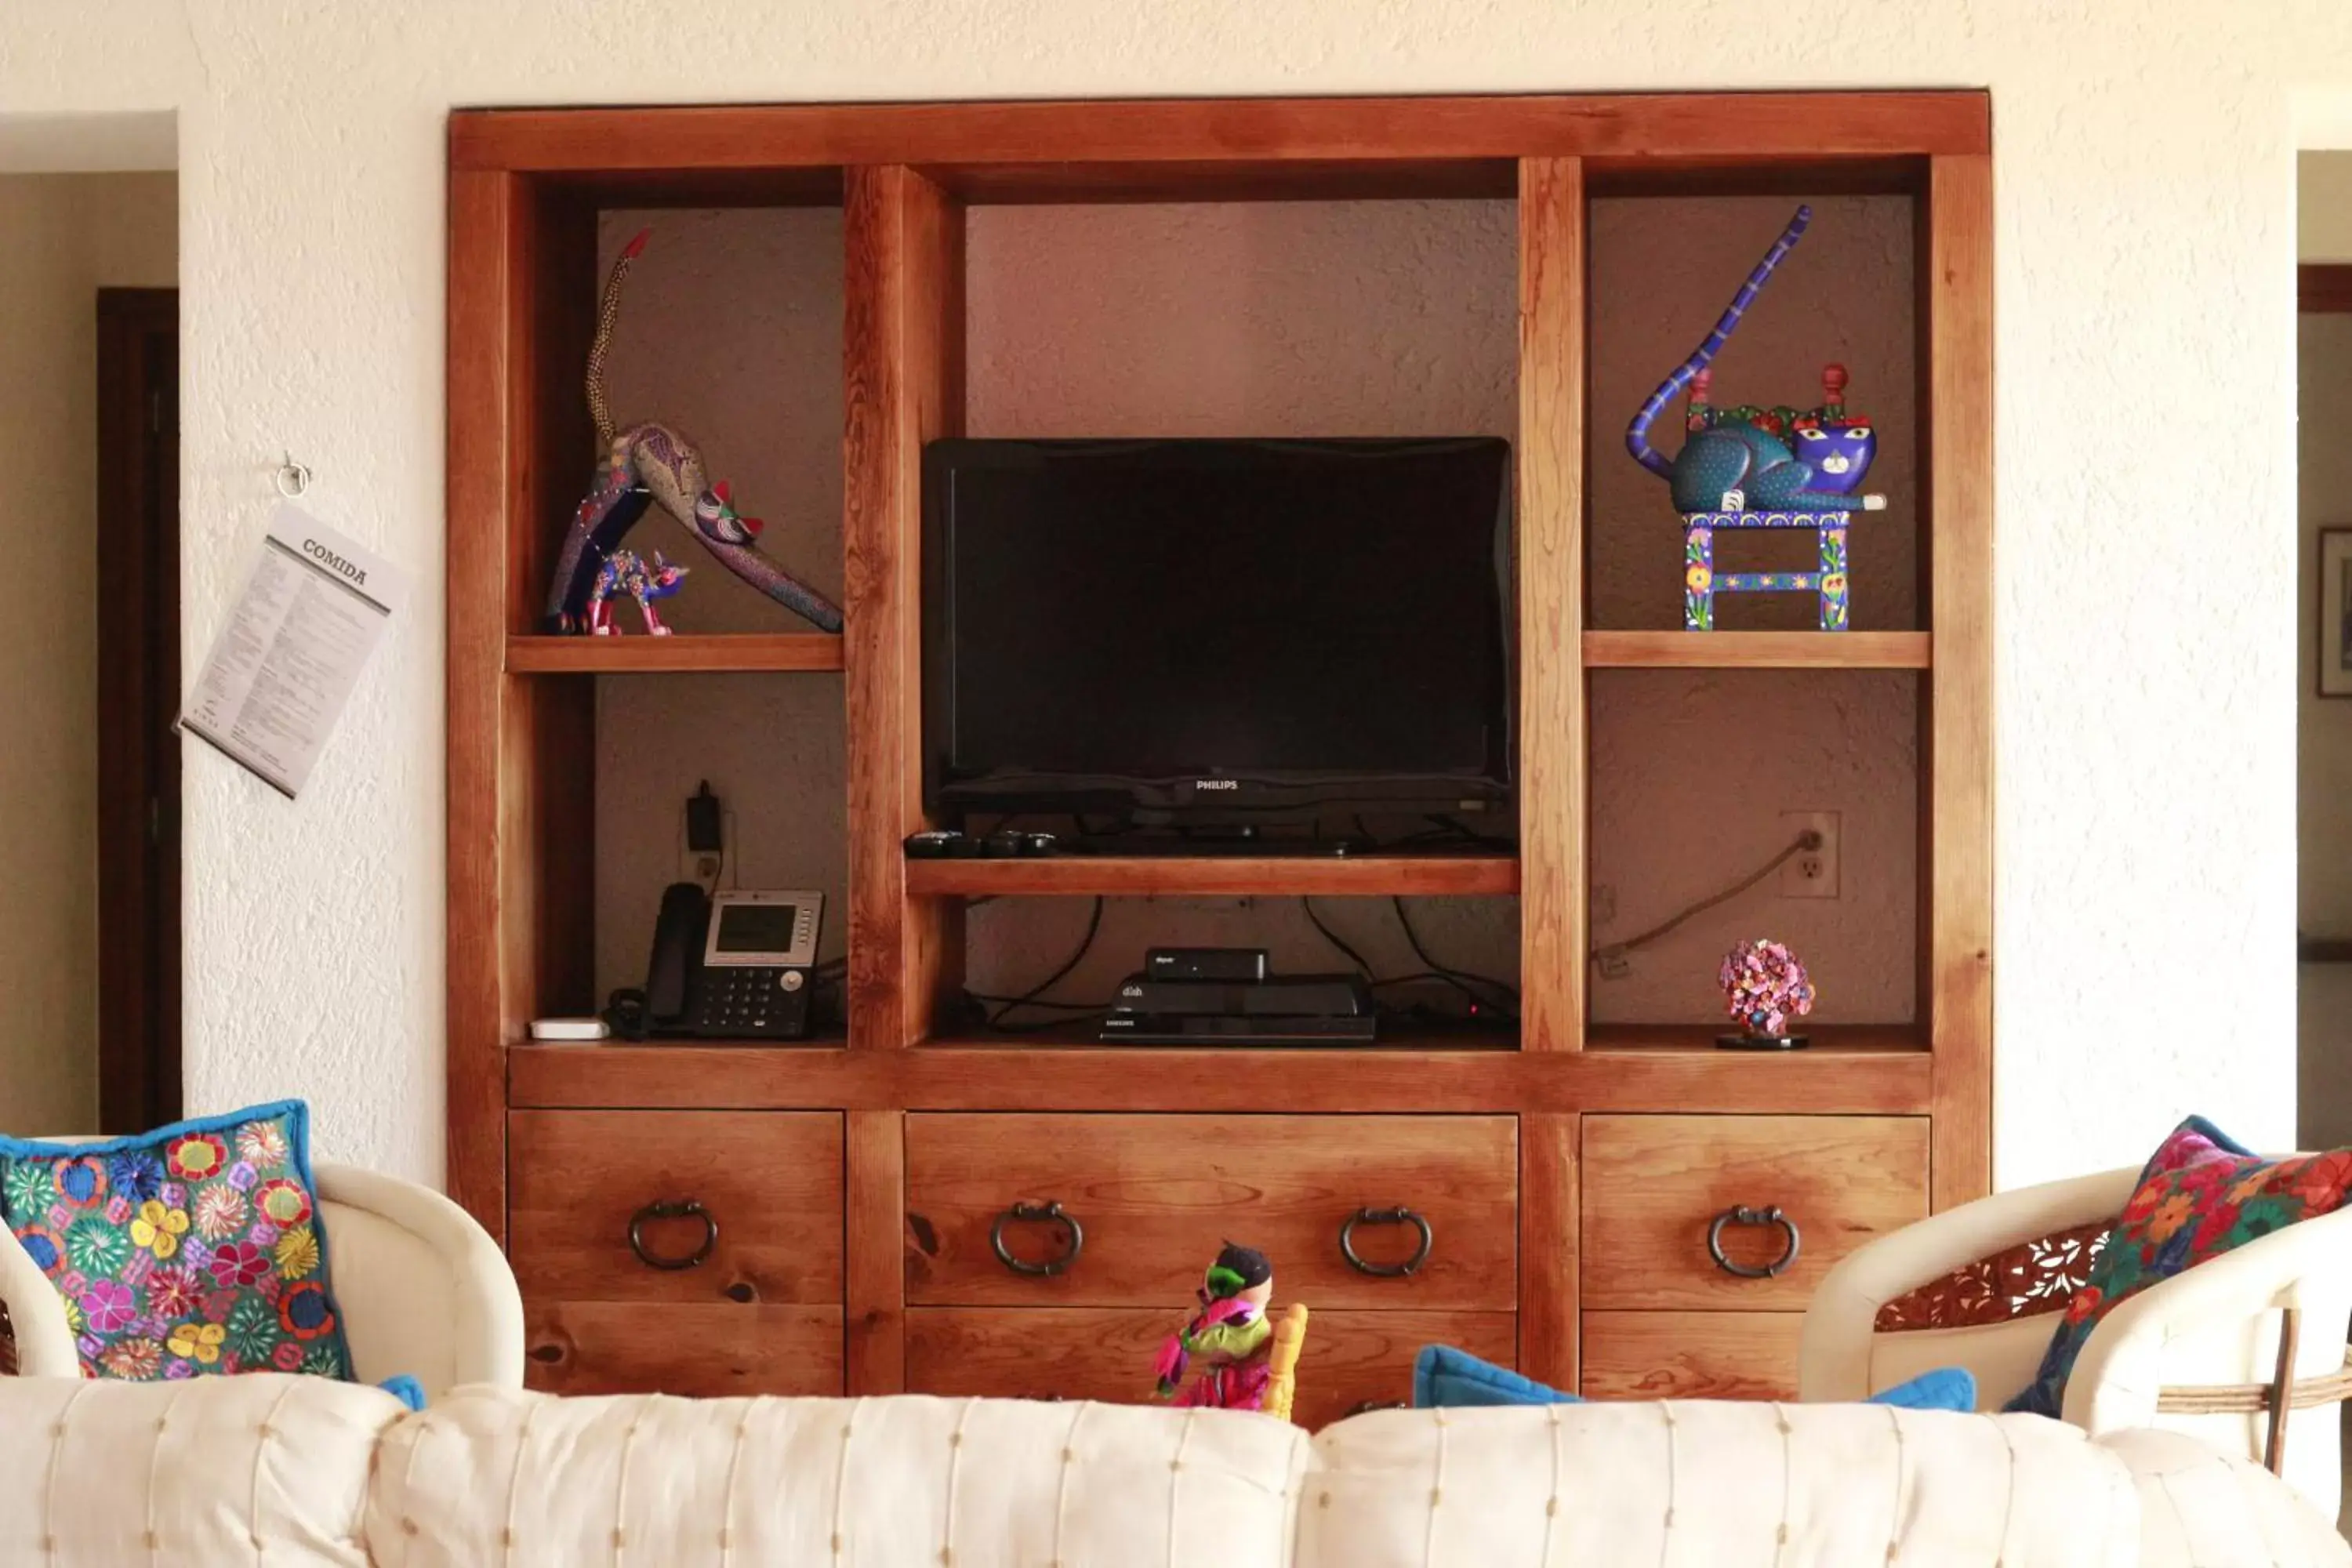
left=1719, top=938, right=1816, bottom=1040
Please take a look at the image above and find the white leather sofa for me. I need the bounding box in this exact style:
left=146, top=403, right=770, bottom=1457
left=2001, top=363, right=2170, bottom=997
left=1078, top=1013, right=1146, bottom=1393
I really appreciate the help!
left=1800, top=1165, right=2352, bottom=1521
left=0, top=1378, right=2341, bottom=1566
left=0, top=1160, right=523, bottom=1399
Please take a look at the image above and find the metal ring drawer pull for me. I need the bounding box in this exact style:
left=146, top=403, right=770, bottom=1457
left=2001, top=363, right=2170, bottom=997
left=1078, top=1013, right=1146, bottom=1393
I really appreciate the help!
left=628, top=1199, right=718, bottom=1272
left=1706, top=1204, right=1802, bottom=1279
left=990, top=1200, right=1084, bottom=1277
left=1339, top=1206, right=1434, bottom=1278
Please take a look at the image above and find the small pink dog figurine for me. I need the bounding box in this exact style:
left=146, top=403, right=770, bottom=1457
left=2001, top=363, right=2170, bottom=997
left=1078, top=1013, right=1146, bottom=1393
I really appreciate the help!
left=586, top=549, right=688, bottom=636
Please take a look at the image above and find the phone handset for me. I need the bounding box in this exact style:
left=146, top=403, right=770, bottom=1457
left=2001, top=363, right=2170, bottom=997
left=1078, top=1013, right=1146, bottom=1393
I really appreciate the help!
left=645, top=881, right=713, bottom=1027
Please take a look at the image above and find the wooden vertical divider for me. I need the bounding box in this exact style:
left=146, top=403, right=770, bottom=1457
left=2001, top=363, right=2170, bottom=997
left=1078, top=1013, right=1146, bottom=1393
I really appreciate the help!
left=844, top=165, right=966, bottom=1053
left=446, top=167, right=515, bottom=1233
left=449, top=169, right=599, bottom=1238
left=1925, top=154, right=1994, bottom=1209
left=1517, top=158, right=1586, bottom=1051
left=845, top=1109, right=907, bottom=1392
left=1519, top=1112, right=1578, bottom=1390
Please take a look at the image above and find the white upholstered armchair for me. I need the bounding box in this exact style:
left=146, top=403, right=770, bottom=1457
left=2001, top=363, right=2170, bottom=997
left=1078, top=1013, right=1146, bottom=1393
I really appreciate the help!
left=1800, top=1166, right=2352, bottom=1519
left=0, top=1158, right=523, bottom=1398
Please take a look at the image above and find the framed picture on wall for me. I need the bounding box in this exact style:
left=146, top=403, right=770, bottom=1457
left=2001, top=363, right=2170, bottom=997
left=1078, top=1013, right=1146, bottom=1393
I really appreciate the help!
left=2322, top=529, right=2352, bottom=697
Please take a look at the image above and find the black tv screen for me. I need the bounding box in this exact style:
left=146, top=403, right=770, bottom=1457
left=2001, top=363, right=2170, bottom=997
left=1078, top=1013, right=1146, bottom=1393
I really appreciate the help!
left=922, top=437, right=1512, bottom=818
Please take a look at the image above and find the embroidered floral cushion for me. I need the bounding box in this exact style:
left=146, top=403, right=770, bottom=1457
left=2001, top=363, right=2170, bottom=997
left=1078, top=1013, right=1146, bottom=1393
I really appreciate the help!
left=0, top=1101, right=355, bottom=1383
left=2005, top=1115, right=2352, bottom=1419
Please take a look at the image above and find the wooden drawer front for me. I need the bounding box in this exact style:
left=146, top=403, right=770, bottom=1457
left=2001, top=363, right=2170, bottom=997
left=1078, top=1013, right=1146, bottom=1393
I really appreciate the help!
left=906, top=1308, right=1514, bottom=1430
left=526, top=1302, right=844, bottom=1397
left=508, top=1111, right=844, bottom=1305
left=905, top=1114, right=1516, bottom=1310
left=1582, top=1116, right=1928, bottom=1311
left=1581, top=1311, right=1802, bottom=1400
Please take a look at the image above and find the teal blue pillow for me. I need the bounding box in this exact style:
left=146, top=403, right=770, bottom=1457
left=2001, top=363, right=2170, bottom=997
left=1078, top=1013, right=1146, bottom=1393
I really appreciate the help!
left=1410, top=1345, right=1974, bottom=1412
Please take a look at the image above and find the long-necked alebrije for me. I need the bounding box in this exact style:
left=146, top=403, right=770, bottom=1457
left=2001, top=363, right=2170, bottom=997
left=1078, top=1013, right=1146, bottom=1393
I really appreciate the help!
left=1624, top=205, right=1882, bottom=517
left=543, top=230, right=844, bottom=634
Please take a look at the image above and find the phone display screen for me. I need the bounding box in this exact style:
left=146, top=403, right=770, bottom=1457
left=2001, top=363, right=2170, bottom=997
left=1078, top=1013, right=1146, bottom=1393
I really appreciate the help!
left=713, top=902, right=804, bottom=955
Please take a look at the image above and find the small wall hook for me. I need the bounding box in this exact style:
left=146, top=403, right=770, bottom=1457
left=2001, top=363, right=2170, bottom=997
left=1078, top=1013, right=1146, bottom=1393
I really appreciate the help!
left=274, top=453, right=312, bottom=499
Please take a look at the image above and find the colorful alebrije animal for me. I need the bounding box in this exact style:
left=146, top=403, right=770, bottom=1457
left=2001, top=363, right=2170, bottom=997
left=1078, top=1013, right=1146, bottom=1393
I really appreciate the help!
left=586, top=549, right=688, bottom=636
left=1152, top=1243, right=1278, bottom=1411
left=1624, top=205, right=1885, bottom=517
left=543, top=230, right=844, bottom=635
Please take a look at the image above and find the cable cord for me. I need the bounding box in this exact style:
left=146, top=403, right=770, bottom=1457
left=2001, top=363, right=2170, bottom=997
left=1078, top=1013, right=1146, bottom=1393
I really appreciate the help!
left=1389, top=895, right=1519, bottom=1019
left=1592, top=829, right=1821, bottom=965
left=1300, top=896, right=1377, bottom=976
left=985, top=896, right=1106, bottom=1032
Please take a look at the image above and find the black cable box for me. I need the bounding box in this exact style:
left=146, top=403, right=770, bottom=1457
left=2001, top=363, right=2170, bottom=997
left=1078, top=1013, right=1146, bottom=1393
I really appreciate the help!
left=1145, top=946, right=1269, bottom=982
left=1098, top=1013, right=1378, bottom=1045
left=1112, top=973, right=1372, bottom=1018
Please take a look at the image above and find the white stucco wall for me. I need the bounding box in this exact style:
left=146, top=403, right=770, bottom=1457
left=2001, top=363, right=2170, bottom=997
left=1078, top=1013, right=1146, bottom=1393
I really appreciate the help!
left=7, top=1, right=2347, bottom=1189
left=0, top=172, right=175, bottom=1134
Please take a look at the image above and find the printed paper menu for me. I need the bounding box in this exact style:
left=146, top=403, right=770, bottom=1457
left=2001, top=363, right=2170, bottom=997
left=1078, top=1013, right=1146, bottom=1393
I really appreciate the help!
left=180, top=506, right=409, bottom=797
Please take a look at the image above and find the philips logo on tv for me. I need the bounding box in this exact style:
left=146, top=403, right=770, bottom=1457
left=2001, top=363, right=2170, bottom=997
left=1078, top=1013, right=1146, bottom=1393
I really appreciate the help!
left=1192, top=779, right=1240, bottom=792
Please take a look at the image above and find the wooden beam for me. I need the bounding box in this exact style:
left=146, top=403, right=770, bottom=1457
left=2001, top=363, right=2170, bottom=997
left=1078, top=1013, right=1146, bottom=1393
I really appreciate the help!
left=1582, top=630, right=1930, bottom=670
left=506, top=1040, right=1933, bottom=1116
left=905, top=854, right=1517, bottom=899
left=1519, top=155, right=1584, bottom=1052
left=1925, top=154, right=1996, bottom=1210
left=445, top=168, right=515, bottom=1236
left=844, top=166, right=965, bottom=1050
left=452, top=93, right=1991, bottom=174
left=845, top=1109, right=906, bottom=1393
left=1519, top=1113, right=1577, bottom=1392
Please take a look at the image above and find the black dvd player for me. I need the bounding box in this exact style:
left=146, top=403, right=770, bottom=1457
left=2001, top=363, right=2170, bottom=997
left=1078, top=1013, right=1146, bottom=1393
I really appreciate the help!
left=1098, top=1013, right=1378, bottom=1045
left=1111, top=973, right=1372, bottom=1018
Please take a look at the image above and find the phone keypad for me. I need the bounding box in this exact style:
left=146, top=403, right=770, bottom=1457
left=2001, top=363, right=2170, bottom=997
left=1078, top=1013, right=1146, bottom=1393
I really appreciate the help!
left=693, top=967, right=811, bottom=1039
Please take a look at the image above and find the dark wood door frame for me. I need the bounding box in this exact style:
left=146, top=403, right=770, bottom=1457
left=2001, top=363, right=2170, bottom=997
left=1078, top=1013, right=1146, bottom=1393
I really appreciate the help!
left=95, top=287, right=180, bottom=1134
left=2303, top=264, right=2352, bottom=314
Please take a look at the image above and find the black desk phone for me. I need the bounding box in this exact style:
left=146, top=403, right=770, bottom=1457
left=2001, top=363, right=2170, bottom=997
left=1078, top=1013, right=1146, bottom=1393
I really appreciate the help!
left=644, top=884, right=825, bottom=1040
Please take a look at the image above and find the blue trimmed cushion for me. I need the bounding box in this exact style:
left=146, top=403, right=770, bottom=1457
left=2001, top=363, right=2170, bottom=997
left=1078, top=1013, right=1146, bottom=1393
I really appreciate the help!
left=0, top=1101, right=356, bottom=1383
left=1411, top=1345, right=1974, bottom=1412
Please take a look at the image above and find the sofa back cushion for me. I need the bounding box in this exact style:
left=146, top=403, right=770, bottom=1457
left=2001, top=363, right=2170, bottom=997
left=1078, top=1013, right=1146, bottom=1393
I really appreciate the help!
left=0, top=1373, right=405, bottom=1566
left=367, top=1388, right=1310, bottom=1568
left=1301, top=1403, right=2139, bottom=1568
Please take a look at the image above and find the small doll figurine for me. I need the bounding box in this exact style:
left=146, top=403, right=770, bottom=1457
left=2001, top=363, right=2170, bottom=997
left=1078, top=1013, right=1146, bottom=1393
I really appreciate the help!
left=1152, top=1243, right=1277, bottom=1410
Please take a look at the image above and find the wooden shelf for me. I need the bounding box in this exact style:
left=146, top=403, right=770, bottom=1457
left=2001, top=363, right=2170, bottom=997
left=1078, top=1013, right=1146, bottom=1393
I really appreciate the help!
left=505, top=633, right=845, bottom=674
left=1584, top=1022, right=1929, bottom=1054
left=904, top=852, right=1519, bottom=898
left=506, top=1040, right=1932, bottom=1115
left=1582, top=631, right=1930, bottom=670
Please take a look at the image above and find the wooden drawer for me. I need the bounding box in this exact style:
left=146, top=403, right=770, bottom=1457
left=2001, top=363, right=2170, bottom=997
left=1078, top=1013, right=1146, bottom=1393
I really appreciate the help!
left=1582, top=1115, right=1927, bottom=1311
left=906, top=1308, right=1513, bottom=1430
left=526, top=1303, right=844, bottom=1396
left=1581, top=1311, right=1803, bottom=1400
left=508, top=1110, right=844, bottom=1304
left=905, top=1114, right=1516, bottom=1310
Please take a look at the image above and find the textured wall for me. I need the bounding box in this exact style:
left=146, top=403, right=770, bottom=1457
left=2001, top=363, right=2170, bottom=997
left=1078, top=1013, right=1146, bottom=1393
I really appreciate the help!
left=0, top=172, right=175, bottom=1134
left=5, top=1, right=2341, bottom=1188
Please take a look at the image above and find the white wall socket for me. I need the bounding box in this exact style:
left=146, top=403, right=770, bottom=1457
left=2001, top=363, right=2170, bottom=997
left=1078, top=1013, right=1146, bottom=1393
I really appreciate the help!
left=1778, top=811, right=1841, bottom=899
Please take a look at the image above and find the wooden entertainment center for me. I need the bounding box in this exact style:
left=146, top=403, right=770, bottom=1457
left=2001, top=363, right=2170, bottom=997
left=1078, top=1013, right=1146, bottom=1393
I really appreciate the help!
left=446, top=92, right=1991, bottom=1424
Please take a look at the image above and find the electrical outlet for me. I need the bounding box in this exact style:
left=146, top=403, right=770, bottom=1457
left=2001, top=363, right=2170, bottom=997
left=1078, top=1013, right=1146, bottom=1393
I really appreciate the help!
left=1593, top=884, right=1617, bottom=927
left=1778, top=811, right=1841, bottom=899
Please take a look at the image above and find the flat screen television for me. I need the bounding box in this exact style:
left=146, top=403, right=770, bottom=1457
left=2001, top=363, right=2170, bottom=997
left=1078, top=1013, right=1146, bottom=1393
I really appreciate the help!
left=922, top=437, right=1512, bottom=824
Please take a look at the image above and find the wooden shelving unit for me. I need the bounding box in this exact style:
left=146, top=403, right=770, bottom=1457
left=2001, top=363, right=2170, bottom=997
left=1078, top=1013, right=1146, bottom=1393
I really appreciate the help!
left=448, top=91, right=1992, bottom=1414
